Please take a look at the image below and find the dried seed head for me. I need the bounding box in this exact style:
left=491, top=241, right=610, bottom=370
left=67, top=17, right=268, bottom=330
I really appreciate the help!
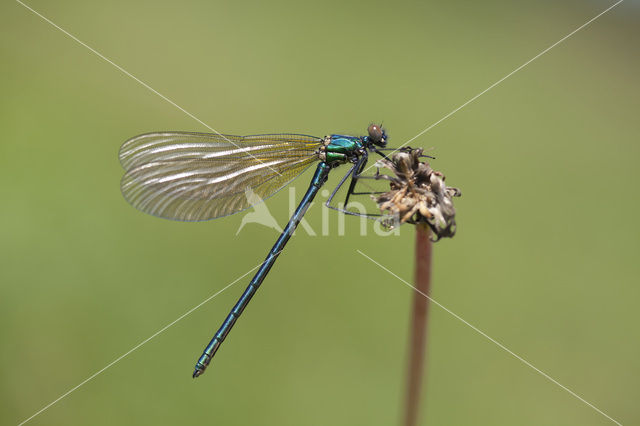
left=373, top=148, right=461, bottom=241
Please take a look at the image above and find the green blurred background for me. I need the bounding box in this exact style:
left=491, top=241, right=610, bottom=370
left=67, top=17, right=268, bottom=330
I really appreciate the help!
left=2, top=0, right=638, bottom=425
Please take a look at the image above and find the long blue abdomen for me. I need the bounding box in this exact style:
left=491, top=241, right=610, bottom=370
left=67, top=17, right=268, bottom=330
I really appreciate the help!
left=193, top=162, right=331, bottom=377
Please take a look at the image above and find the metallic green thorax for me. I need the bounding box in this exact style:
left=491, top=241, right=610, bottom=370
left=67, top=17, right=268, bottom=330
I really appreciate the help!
left=321, top=135, right=363, bottom=165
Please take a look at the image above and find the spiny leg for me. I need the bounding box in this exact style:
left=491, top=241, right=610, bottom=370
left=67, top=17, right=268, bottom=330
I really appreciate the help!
left=324, top=163, right=377, bottom=218
left=344, top=153, right=368, bottom=207
left=373, top=147, right=435, bottom=159
left=325, top=156, right=383, bottom=219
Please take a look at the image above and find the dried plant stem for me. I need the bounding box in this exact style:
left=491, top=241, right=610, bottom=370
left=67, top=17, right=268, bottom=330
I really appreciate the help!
left=404, top=224, right=432, bottom=426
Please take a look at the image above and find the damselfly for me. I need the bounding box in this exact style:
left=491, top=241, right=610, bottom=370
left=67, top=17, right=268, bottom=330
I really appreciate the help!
left=119, top=124, right=393, bottom=378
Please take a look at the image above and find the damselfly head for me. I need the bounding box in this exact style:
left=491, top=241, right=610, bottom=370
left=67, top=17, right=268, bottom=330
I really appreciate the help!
left=367, top=123, right=387, bottom=147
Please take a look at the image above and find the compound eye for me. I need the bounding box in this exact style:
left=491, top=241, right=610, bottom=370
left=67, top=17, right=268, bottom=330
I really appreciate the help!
left=368, top=124, right=383, bottom=143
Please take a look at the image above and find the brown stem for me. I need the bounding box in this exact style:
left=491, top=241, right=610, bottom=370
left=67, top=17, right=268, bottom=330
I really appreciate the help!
left=404, top=224, right=432, bottom=426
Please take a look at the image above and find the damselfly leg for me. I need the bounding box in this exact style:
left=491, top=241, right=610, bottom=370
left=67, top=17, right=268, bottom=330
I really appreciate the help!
left=324, top=152, right=393, bottom=219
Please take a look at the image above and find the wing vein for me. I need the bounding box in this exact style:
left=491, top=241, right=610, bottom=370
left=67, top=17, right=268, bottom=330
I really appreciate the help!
left=119, top=132, right=321, bottom=221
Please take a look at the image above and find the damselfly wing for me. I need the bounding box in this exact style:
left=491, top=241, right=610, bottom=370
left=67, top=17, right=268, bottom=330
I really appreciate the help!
left=120, top=132, right=322, bottom=221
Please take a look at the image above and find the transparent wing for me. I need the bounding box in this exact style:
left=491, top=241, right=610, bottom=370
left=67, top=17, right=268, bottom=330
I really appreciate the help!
left=120, top=132, right=321, bottom=221
left=119, top=131, right=321, bottom=170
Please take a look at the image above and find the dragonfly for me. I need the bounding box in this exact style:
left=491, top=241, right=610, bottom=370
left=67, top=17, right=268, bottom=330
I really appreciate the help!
left=119, top=124, right=392, bottom=378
